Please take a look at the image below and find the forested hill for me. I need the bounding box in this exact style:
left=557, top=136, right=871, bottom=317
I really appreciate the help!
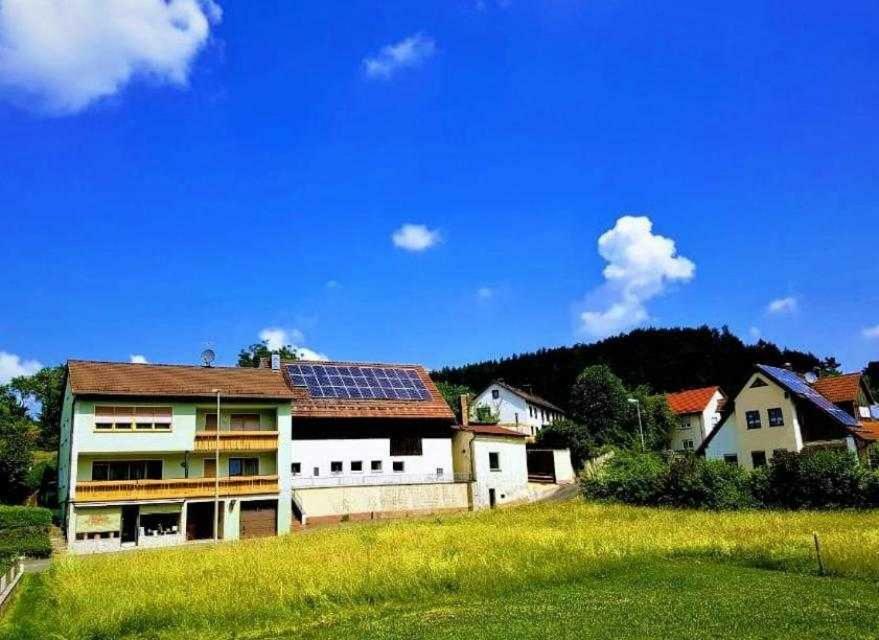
left=432, top=326, right=830, bottom=411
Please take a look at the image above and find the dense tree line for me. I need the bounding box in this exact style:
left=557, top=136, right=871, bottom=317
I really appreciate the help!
left=432, top=326, right=833, bottom=410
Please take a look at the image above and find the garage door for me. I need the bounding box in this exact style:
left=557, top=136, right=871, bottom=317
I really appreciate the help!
left=239, top=500, right=277, bottom=539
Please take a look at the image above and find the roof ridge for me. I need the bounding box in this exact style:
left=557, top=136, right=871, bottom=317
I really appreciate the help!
left=68, top=359, right=281, bottom=373
left=283, top=359, right=427, bottom=369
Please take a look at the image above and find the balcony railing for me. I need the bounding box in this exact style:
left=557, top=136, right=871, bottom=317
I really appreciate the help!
left=193, top=430, right=279, bottom=452
left=292, top=472, right=471, bottom=489
left=75, top=475, right=279, bottom=502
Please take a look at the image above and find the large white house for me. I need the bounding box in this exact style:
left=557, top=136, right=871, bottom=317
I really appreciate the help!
left=700, top=365, right=879, bottom=469
left=58, top=358, right=567, bottom=554
left=471, top=380, right=565, bottom=438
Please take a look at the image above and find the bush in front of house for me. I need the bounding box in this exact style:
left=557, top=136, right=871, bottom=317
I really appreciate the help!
left=0, top=505, right=52, bottom=558
left=582, top=448, right=879, bottom=511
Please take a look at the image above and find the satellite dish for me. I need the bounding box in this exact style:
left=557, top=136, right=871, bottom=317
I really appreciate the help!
left=804, top=371, right=818, bottom=384
left=201, top=349, right=216, bottom=367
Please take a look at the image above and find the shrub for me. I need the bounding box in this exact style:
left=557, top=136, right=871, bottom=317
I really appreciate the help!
left=581, top=450, right=667, bottom=505
left=0, top=505, right=52, bottom=558
left=0, top=505, right=52, bottom=530
left=765, top=450, right=864, bottom=509
left=663, top=456, right=757, bottom=510
left=537, top=419, right=595, bottom=469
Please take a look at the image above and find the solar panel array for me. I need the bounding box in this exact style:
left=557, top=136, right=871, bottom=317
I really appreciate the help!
left=286, top=363, right=431, bottom=401
left=758, top=365, right=859, bottom=427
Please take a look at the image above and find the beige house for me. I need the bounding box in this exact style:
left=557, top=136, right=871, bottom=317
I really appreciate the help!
left=665, top=386, right=726, bottom=452
left=700, top=365, right=878, bottom=469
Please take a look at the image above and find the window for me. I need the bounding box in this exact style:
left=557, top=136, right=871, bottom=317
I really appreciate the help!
left=95, top=406, right=171, bottom=431
left=723, top=454, right=739, bottom=465
left=91, top=460, right=162, bottom=481
left=371, top=460, right=382, bottom=473
left=229, top=457, right=259, bottom=477
left=436, top=467, right=444, bottom=477
left=230, top=414, right=261, bottom=430
left=330, top=461, right=343, bottom=474
left=390, top=435, right=422, bottom=456
left=529, top=406, right=534, bottom=418
left=682, top=439, right=694, bottom=450
left=768, top=408, right=784, bottom=427
left=751, top=451, right=767, bottom=468
left=204, top=413, right=218, bottom=430
left=313, top=467, right=320, bottom=477
left=351, top=460, right=363, bottom=472
left=489, top=452, right=500, bottom=471
left=291, top=463, right=301, bottom=476
left=491, top=389, right=500, bottom=399
left=745, top=410, right=762, bottom=429
left=392, top=461, right=405, bottom=473
left=679, top=418, right=691, bottom=430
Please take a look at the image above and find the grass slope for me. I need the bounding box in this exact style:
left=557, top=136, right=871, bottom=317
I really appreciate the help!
left=3, top=501, right=879, bottom=640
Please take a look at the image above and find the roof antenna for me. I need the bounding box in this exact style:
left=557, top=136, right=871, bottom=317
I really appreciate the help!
left=201, top=349, right=216, bottom=368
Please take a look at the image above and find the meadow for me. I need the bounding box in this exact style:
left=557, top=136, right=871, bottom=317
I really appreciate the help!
left=3, top=500, right=879, bottom=639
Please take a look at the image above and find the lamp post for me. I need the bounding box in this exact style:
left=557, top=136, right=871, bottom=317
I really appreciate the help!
left=212, top=388, right=220, bottom=542
left=627, top=398, right=645, bottom=450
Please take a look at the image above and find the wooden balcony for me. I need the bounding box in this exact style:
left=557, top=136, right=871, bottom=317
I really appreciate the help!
left=75, top=475, right=279, bottom=503
left=193, top=430, right=279, bottom=452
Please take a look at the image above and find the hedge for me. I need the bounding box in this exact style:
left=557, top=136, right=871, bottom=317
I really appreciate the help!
left=582, top=449, right=879, bottom=510
left=0, top=505, right=52, bottom=559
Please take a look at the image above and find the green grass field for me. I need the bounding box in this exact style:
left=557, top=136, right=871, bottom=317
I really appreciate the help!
left=3, top=501, right=879, bottom=640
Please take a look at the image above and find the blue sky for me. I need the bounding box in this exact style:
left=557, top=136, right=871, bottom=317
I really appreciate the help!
left=1, top=0, right=878, bottom=380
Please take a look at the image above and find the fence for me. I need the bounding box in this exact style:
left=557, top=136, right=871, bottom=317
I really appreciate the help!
left=0, top=557, right=24, bottom=616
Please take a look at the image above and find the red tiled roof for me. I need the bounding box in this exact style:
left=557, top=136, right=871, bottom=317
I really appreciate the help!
left=68, top=360, right=295, bottom=400
left=855, top=419, right=879, bottom=442
left=287, top=361, right=456, bottom=421
left=458, top=424, right=527, bottom=438
left=665, top=386, right=721, bottom=415
left=812, top=373, right=862, bottom=404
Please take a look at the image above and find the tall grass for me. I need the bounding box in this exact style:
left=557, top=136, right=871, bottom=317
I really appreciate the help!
left=5, top=501, right=879, bottom=640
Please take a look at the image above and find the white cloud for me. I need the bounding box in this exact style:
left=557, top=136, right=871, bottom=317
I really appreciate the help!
left=391, top=223, right=441, bottom=252
left=767, top=296, right=798, bottom=315
left=579, top=216, right=695, bottom=338
left=0, top=351, right=43, bottom=384
left=129, top=354, right=148, bottom=364
left=476, top=287, right=494, bottom=300
left=862, top=325, right=879, bottom=339
left=748, top=326, right=762, bottom=340
left=258, top=328, right=326, bottom=361
left=0, top=0, right=222, bottom=114
left=363, top=33, right=436, bottom=80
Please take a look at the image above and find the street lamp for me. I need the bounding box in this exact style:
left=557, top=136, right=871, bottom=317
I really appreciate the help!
left=212, top=388, right=220, bottom=542
left=627, top=398, right=645, bottom=450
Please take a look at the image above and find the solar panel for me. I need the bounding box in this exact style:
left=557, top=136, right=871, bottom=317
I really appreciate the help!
left=286, top=364, right=431, bottom=401
left=757, top=365, right=859, bottom=427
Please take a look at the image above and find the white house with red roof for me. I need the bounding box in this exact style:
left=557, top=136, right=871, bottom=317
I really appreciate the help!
left=664, top=386, right=726, bottom=452
left=471, top=380, right=566, bottom=438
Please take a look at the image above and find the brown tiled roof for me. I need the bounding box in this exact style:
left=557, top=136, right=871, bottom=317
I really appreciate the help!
left=666, top=386, right=722, bottom=415
left=457, top=424, right=527, bottom=438
left=286, top=361, right=456, bottom=421
left=489, top=381, right=565, bottom=414
left=855, top=419, right=879, bottom=442
left=67, top=360, right=295, bottom=400
left=812, top=373, right=862, bottom=404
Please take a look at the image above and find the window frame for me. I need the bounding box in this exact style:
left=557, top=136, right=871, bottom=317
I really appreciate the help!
left=371, top=460, right=383, bottom=473
left=488, top=452, right=501, bottom=471
left=392, top=461, right=405, bottom=473
left=722, top=454, right=739, bottom=465
left=291, top=462, right=302, bottom=476
left=229, top=457, right=259, bottom=477
left=330, top=461, right=343, bottom=475
left=751, top=450, right=767, bottom=468
left=745, top=410, right=762, bottom=430
left=91, top=459, right=163, bottom=481
left=350, top=460, right=363, bottom=473
left=767, top=407, right=785, bottom=427
left=94, top=406, right=172, bottom=432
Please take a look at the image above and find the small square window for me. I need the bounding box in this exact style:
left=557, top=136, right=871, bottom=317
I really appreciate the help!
left=751, top=451, right=767, bottom=468
left=371, top=460, right=382, bottom=472
left=723, top=454, right=739, bottom=465
left=768, top=408, right=784, bottom=427
left=745, top=410, right=762, bottom=430
left=682, top=439, right=694, bottom=450
left=291, top=463, right=301, bottom=475
left=331, top=461, right=343, bottom=474
left=351, top=460, right=363, bottom=472
left=489, top=452, right=500, bottom=471
left=491, top=389, right=500, bottom=399
left=392, top=461, right=405, bottom=473
left=436, top=467, right=444, bottom=476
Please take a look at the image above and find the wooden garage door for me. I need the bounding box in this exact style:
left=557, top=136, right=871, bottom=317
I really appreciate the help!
left=239, top=500, right=277, bottom=539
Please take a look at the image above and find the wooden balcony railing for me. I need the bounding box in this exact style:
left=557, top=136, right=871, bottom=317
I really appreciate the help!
left=75, top=475, right=279, bottom=503
left=193, top=431, right=279, bottom=452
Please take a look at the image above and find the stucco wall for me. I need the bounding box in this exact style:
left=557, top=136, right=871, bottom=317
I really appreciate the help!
left=470, top=437, right=529, bottom=509
left=552, top=449, right=575, bottom=483
left=731, top=373, right=803, bottom=469
left=472, top=384, right=562, bottom=437
left=293, top=482, right=469, bottom=519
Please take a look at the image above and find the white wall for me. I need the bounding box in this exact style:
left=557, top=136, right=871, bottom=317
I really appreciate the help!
left=705, top=414, right=740, bottom=463
left=670, top=390, right=725, bottom=452
left=470, top=437, right=529, bottom=509
left=472, top=384, right=562, bottom=436
left=290, top=437, right=454, bottom=487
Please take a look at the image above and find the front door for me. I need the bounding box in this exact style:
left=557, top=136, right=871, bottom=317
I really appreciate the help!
left=488, top=488, right=496, bottom=509
left=121, top=505, right=139, bottom=543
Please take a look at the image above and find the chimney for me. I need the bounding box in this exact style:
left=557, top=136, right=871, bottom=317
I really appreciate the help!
left=258, top=356, right=270, bottom=369
left=784, top=362, right=793, bottom=371
left=459, top=394, right=470, bottom=427
left=271, top=354, right=281, bottom=370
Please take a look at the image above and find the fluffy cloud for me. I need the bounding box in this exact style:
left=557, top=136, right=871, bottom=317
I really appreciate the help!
left=391, top=223, right=441, bottom=252
left=580, top=216, right=695, bottom=337
left=363, top=33, right=436, bottom=80
left=0, top=0, right=222, bottom=114
left=129, top=354, right=149, bottom=364
left=0, top=351, right=42, bottom=384
left=863, top=325, right=879, bottom=339
left=258, top=328, right=327, bottom=361
left=767, top=296, right=798, bottom=315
